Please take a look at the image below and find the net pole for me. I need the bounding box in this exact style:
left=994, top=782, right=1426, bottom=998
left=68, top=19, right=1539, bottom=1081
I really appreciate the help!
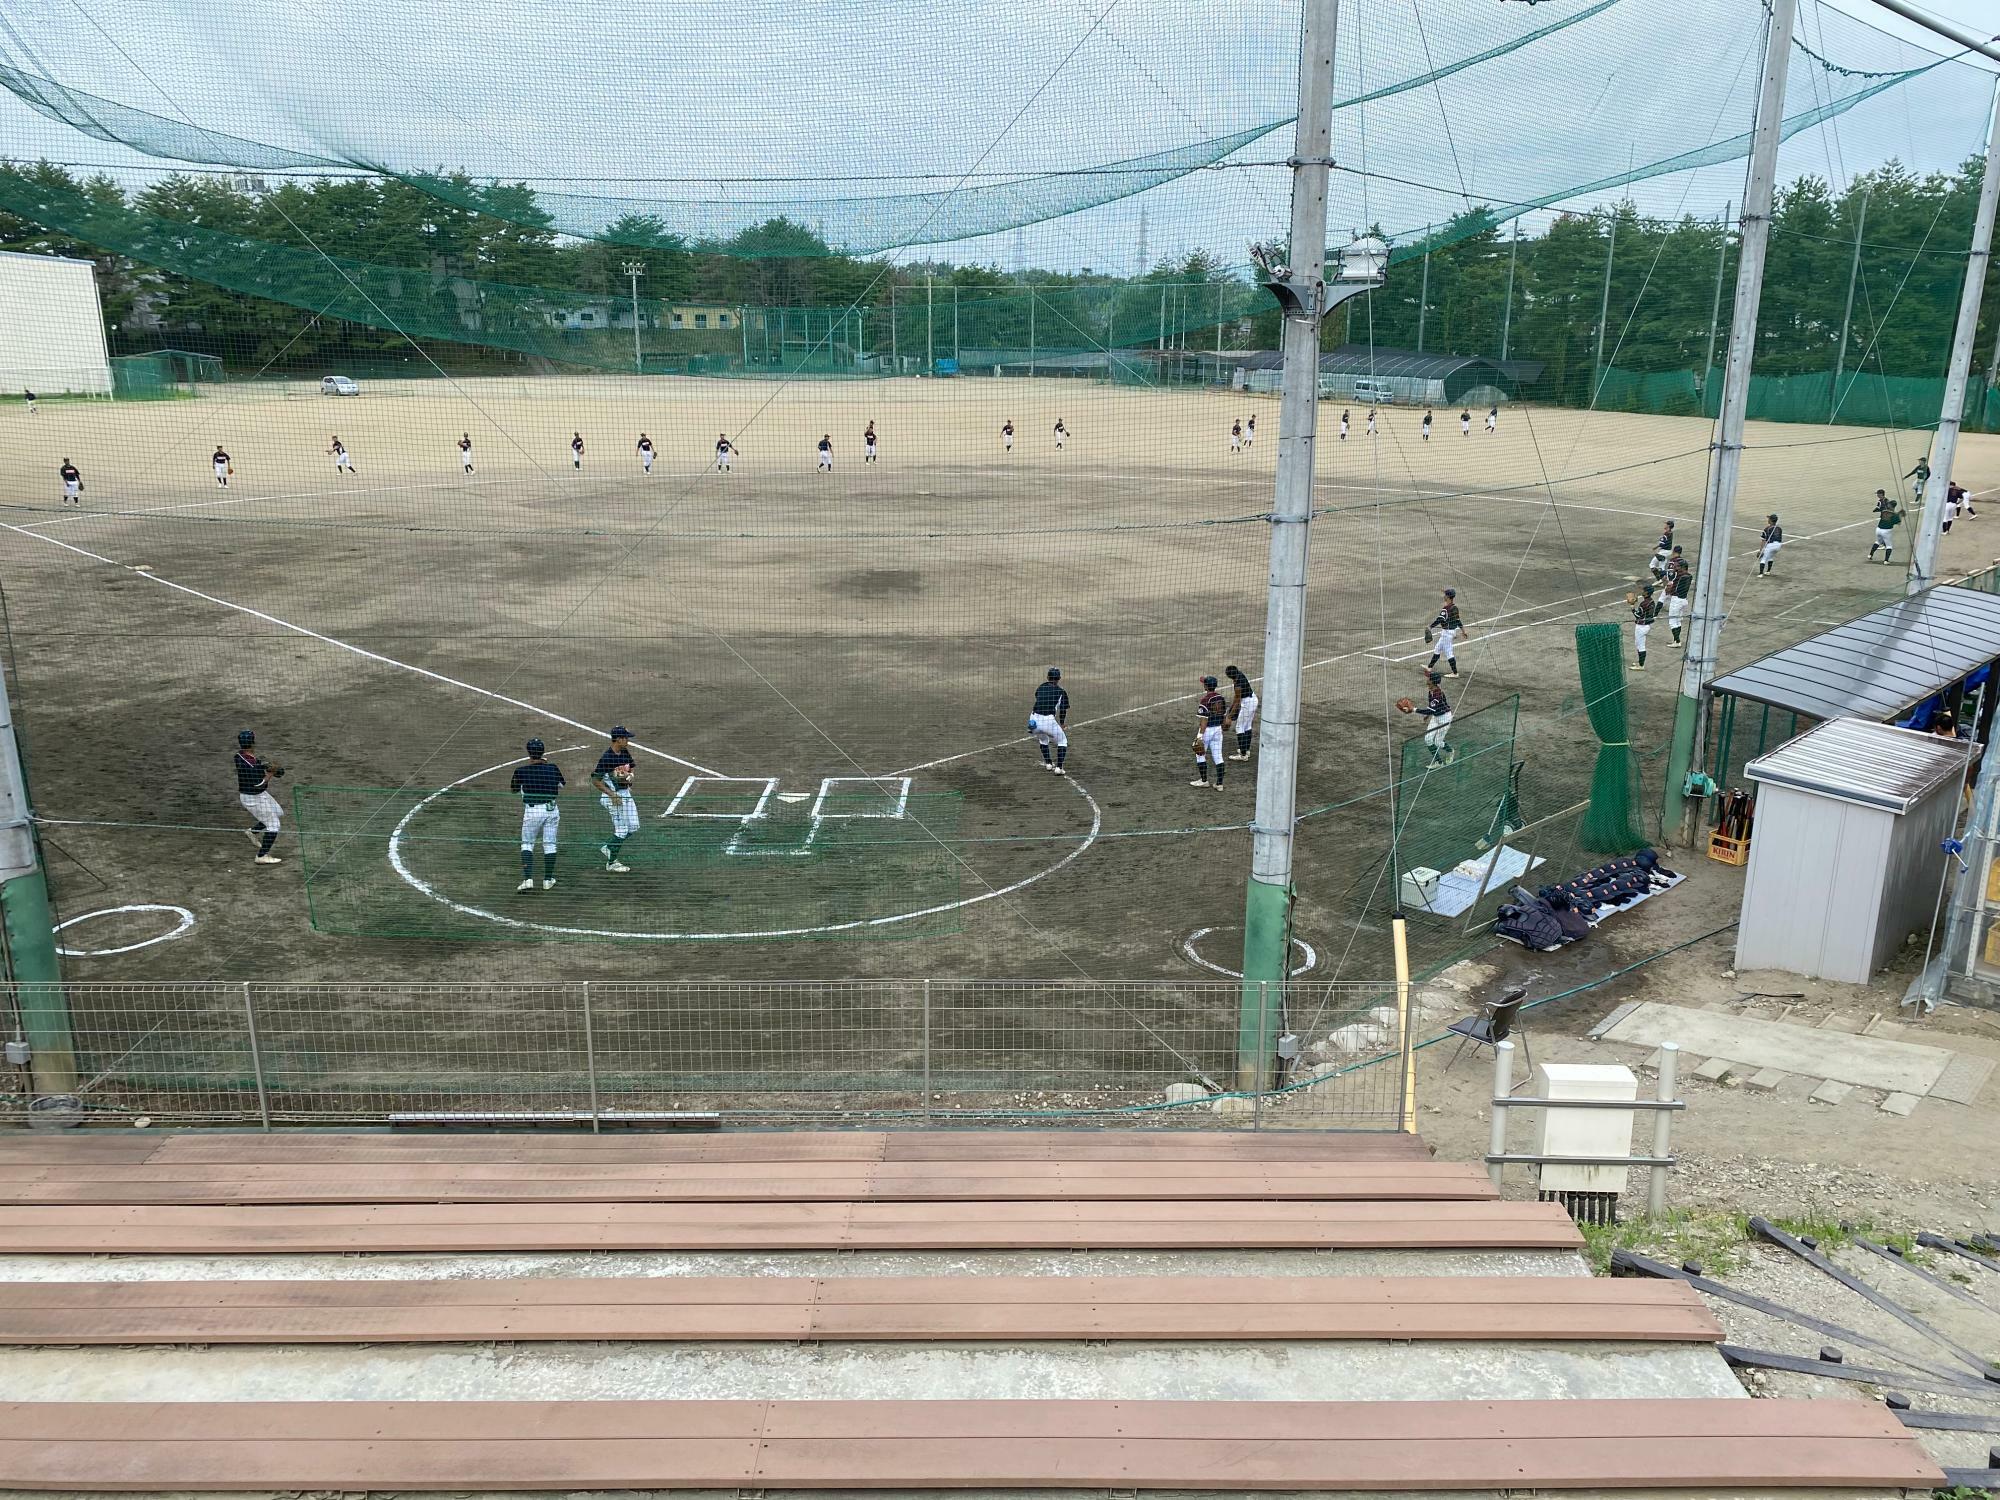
left=1416, top=250, right=1430, bottom=352
left=953, top=284, right=960, bottom=361
left=926, top=275, right=934, bottom=375
left=1909, top=80, right=2000, bottom=594
left=1029, top=288, right=1036, bottom=376
left=1238, top=0, right=1344, bottom=1088
left=1702, top=203, right=1730, bottom=405
left=1829, top=186, right=1868, bottom=422
left=1500, top=227, right=1518, bottom=361
left=1664, top=0, right=1796, bottom=847
left=1592, top=214, right=1616, bottom=403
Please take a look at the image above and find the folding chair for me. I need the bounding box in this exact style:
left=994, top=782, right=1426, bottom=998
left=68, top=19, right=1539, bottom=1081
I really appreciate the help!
left=1444, top=987, right=1532, bottom=1078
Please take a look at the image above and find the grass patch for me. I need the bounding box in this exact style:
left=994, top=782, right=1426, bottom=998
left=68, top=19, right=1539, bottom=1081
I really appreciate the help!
left=1580, top=1211, right=1923, bottom=1277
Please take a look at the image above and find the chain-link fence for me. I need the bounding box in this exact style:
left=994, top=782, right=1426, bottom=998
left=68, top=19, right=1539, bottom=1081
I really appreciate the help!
left=0, top=978, right=1414, bottom=1131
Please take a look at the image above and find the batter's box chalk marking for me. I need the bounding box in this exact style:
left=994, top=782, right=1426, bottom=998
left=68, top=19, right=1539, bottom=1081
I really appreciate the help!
left=659, top=775, right=777, bottom=821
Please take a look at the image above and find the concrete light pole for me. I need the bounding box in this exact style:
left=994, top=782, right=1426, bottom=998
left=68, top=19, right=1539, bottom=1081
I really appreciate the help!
left=620, top=261, right=646, bottom=374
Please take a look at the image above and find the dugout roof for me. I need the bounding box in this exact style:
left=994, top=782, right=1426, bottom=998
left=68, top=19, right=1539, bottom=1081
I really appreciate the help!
left=1710, top=584, right=2000, bottom=722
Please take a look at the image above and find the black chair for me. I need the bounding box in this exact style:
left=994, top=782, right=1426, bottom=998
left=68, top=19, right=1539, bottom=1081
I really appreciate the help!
left=1444, top=987, right=1532, bottom=1077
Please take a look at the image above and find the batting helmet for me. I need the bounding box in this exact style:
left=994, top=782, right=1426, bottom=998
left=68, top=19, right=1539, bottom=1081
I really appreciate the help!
left=1426, top=670, right=1443, bottom=684
left=609, top=726, right=631, bottom=739
left=237, top=729, right=255, bottom=747
left=525, top=738, right=546, bottom=756
left=1444, top=588, right=1456, bottom=598
left=1202, top=675, right=1218, bottom=690
left=1047, top=667, right=1061, bottom=681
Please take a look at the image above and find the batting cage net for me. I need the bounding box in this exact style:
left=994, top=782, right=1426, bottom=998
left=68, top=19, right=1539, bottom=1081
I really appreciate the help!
left=294, top=784, right=968, bottom=942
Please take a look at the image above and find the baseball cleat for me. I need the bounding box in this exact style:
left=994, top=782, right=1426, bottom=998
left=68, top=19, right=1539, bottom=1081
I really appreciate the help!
left=1189, top=777, right=1207, bottom=786
left=1051, top=766, right=1066, bottom=776
left=542, top=878, right=557, bottom=890
left=517, top=878, right=535, bottom=892
left=254, top=854, right=283, bottom=865
left=606, top=860, right=631, bottom=873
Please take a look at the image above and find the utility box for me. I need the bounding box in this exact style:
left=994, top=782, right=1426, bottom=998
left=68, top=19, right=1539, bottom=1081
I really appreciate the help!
left=1737, top=718, right=1972, bottom=983
left=1399, top=867, right=1442, bottom=912
left=1531, top=1062, right=1637, bottom=1217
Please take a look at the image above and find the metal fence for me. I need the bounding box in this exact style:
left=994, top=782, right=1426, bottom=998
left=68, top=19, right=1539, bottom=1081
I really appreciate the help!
left=0, top=979, right=1414, bottom=1131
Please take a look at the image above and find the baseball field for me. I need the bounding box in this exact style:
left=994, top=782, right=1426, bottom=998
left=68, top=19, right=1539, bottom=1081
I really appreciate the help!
left=1, top=374, right=1992, bottom=995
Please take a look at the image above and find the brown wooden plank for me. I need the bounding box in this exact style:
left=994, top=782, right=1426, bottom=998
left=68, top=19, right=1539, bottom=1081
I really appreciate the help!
left=0, top=1399, right=1941, bottom=1491
left=0, top=1275, right=1721, bottom=1344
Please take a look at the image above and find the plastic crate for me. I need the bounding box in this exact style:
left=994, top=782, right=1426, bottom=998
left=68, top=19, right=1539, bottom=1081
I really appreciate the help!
left=1707, top=831, right=1751, bottom=866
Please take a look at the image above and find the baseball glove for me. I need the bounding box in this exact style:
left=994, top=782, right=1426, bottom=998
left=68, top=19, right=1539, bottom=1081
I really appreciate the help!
left=265, top=763, right=285, bottom=777
left=1423, top=628, right=1434, bottom=646
left=1625, top=590, right=1639, bottom=607
left=1395, top=697, right=1416, bottom=714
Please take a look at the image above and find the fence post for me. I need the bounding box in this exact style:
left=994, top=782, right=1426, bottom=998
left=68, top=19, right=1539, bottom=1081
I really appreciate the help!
left=1648, top=1041, right=1679, bottom=1217
left=1486, top=1039, right=1514, bottom=1188
left=580, top=981, right=600, bottom=1134
left=921, top=979, right=932, bottom=1124
left=1252, top=980, right=1268, bottom=1130
left=240, top=981, right=270, bottom=1132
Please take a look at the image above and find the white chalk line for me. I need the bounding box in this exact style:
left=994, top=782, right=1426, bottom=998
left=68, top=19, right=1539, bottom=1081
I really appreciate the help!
left=0, top=521, right=724, bottom=778
left=1180, top=926, right=1317, bottom=979
left=387, top=752, right=1103, bottom=940
left=11, top=476, right=493, bottom=532
left=52, top=903, right=196, bottom=957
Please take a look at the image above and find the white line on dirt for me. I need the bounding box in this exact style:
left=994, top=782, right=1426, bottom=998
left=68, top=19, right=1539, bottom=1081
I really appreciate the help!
left=11, top=477, right=498, bottom=532
left=0, top=521, right=725, bottom=777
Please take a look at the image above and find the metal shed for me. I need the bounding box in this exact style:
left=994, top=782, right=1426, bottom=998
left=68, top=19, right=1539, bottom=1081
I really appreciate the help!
left=1735, top=718, right=1973, bottom=982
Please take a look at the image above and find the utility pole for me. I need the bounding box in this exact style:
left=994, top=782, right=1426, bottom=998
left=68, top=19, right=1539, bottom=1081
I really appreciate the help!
left=1238, top=0, right=1387, bottom=1087
left=1829, top=186, right=1869, bottom=423
left=1416, top=250, right=1430, bottom=352
left=1499, top=226, right=1519, bottom=362
left=1592, top=213, right=1617, bottom=400
left=1663, top=0, right=1797, bottom=846
left=620, top=260, right=646, bottom=374
left=1909, top=81, right=2000, bottom=594
left=1702, top=202, right=1730, bottom=407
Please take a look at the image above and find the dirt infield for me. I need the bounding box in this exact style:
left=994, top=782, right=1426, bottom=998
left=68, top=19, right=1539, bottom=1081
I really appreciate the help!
left=1, top=374, right=1992, bottom=987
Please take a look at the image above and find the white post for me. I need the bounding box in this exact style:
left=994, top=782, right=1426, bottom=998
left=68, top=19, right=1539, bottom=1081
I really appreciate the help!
left=1592, top=213, right=1616, bottom=401
left=1664, top=0, right=1797, bottom=844
left=1702, top=202, right=1730, bottom=401
left=1647, top=1042, right=1678, bottom=1217
left=1487, top=1039, right=1514, bottom=1188
left=1910, top=82, right=2000, bottom=594
left=926, top=274, right=935, bottom=375
left=620, top=260, right=645, bottom=374
left=1829, top=187, right=1868, bottom=423
left=1499, top=227, right=1518, bottom=362
left=1416, top=250, right=1430, bottom=352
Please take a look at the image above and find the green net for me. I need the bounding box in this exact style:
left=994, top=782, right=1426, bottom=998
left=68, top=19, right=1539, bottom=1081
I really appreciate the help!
left=296, top=784, right=967, bottom=943
left=1574, top=622, right=1644, bottom=854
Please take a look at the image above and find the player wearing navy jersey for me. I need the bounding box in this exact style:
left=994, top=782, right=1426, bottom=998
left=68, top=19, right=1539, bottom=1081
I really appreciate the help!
left=510, top=739, right=566, bottom=891
left=1412, top=673, right=1452, bottom=765
left=1631, top=582, right=1660, bottom=670
left=1191, top=676, right=1228, bottom=788
left=327, top=436, right=355, bottom=475
left=1002, top=419, right=1015, bottom=452
left=458, top=433, right=474, bottom=473
left=1485, top=406, right=1497, bottom=433
left=1225, top=664, right=1258, bottom=760
left=212, top=447, right=231, bottom=487
left=1229, top=419, right=1244, bottom=454
left=864, top=421, right=878, bottom=463
left=1338, top=409, right=1349, bottom=441
left=1664, top=547, right=1692, bottom=643
left=716, top=434, right=735, bottom=471
left=58, top=459, right=80, bottom=506
left=1649, top=521, right=1674, bottom=579
left=1245, top=414, right=1256, bottom=447
left=1053, top=417, right=1068, bottom=451
left=1421, top=408, right=1433, bottom=441
left=817, top=434, right=833, bottom=472
left=23, top=389, right=35, bottom=415
left=637, top=434, right=655, bottom=474
left=233, top=730, right=286, bottom=864
left=1459, top=409, right=1471, bottom=437
left=592, top=726, right=638, bottom=871
left=570, top=432, right=585, bottom=470
left=1757, top=514, right=1782, bottom=576
left=1425, top=589, right=1467, bottom=677
left=1366, top=407, right=1377, bottom=437
left=1029, top=668, right=1070, bottom=774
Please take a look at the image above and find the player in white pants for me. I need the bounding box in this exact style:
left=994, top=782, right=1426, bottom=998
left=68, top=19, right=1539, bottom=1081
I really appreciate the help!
left=510, top=739, right=566, bottom=890
left=1191, top=676, right=1229, bottom=788
left=234, top=730, right=286, bottom=864
left=1002, top=420, right=1015, bottom=452
left=716, top=435, right=735, bottom=471
left=1756, top=514, right=1783, bottom=576
left=1413, top=673, right=1453, bottom=766
left=1366, top=408, right=1377, bottom=437
left=458, top=434, right=474, bottom=473
left=212, top=447, right=231, bottom=487
left=864, top=421, right=878, bottom=463
left=1225, top=665, right=1258, bottom=760
left=1338, top=410, right=1349, bottom=441
left=1485, top=406, right=1497, bottom=433
left=637, top=434, right=655, bottom=473
left=1245, top=414, right=1256, bottom=447
left=328, top=437, right=355, bottom=474
left=1029, top=668, right=1070, bottom=774
left=1229, top=419, right=1243, bottom=453
left=1054, top=418, right=1068, bottom=450
left=817, top=434, right=834, bottom=471
left=592, top=726, right=639, bottom=871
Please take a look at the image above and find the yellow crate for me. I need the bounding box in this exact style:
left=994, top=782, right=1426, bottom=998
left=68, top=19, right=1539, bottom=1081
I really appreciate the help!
left=1984, top=919, right=2000, bottom=969
left=1707, top=831, right=1751, bottom=866
left=1986, top=859, right=2000, bottom=905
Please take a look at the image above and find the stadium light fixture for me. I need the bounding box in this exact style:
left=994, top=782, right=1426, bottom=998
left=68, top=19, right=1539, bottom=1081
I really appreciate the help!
left=1336, top=235, right=1390, bottom=286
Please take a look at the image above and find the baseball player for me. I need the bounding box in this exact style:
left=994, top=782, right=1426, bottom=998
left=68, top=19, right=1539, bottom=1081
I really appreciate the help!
left=1950, top=480, right=1977, bottom=520
left=1225, top=664, right=1258, bottom=760
left=57, top=459, right=80, bottom=506
left=327, top=436, right=355, bottom=475
left=637, top=433, right=655, bottom=474
left=1002, top=419, right=1015, bottom=453
left=1485, top=405, right=1498, bottom=433
left=1054, top=417, right=1069, bottom=451
left=592, top=725, right=638, bottom=871
left=1459, top=408, right=1471, bottom=437
left=1366, top=407, right=1378, bottom=438
left=233, top=729, right=286, bottom=865
left=510, top=738, right=565, bottom=891
left=212, top=446, right=231, bottom=487
left=1245, top=414, right=1256, bottom=447
left=1338, top=409, right=1349, bottom=441
left=1421, top=408, right=1433, bottom=441
left=1649, top=521, right=1675, bottom=579
left=1410, top=672, right=1452, bottom=766
left=716, top=434, right=735, bottom=471
left=1191, top=675, right=1229, bottom=788
left=1905, top=456, right=1930, bottom=504
left=1028, top=667, right=1070, bottom=775
left=1868, top=499, right=1902, bottom=564
left=864, top=421, right=878, bottom=463
left=1757, top=513, right=1783, bottom=576
left=1664, top=547, right=1692, bottom=644
left=1631, top=582, right=1659, bottom=671
left=817, top=434, right=834, bottom=472
left=23, top=389, right=35, bottom=415
left=570, top=432, right=585, bottom=470
left=458, top=433, right=475, bottom=473
left=1229, top=418, right=1244, bottom=453
left=1425, top=588, right=1467, bottom=677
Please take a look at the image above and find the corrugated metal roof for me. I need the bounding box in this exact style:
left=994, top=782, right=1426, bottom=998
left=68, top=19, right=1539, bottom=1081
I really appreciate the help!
left=1710, top=585, right=2000, bottom=721
left=1746, top=716, right=1971, bottom=812
left=1228, top=346, right=1546, bottom=382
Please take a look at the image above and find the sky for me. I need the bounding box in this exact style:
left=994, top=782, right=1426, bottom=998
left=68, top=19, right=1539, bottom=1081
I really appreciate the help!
left=0, top=0, right=1993, bottom=277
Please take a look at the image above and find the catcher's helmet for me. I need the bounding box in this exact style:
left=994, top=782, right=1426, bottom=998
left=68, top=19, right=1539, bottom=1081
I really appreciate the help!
left=1642, top=581, right=1656, bottom=592
left=1426, top=670, right=1443, bottom=683
left=525, top=738, right=546, bottom=756
left=1047, top=667, right=1061, bottom=681
left=1202, top=674, right=1218, bottom=689
left=1443, top=587, right=1456, bottom=598
left=237, top=729, right=255, bottom=747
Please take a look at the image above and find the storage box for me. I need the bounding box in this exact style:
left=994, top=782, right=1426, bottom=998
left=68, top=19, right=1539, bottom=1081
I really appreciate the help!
left=1707, top=831, right=1750, bottom=866
left=1399, top=867, right=1442, bottom=911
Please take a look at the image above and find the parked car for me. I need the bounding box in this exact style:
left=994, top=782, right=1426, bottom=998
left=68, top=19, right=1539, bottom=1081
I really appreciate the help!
left=320, top=375, right=360, bottom=396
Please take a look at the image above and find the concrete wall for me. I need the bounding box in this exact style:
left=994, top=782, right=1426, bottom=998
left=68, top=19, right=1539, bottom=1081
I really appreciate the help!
left=0, top=252, right=110, bottom=396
